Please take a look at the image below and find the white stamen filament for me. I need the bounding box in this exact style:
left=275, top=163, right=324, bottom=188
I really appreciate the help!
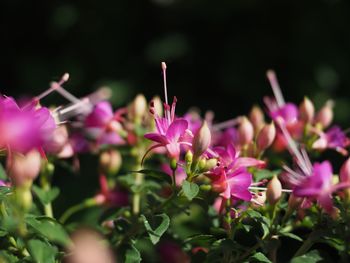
left=266, top=70, right=285, bottom=108
left=161, top=62, right=168, bottom=106
left=276, top=118, right=311, bottom=175
left=249, top=186, right=293, bottom=193
left=212, top=116, right=242, bottom=131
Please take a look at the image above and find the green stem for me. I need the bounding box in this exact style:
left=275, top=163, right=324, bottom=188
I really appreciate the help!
left=132, top=163, right=143, bottom=215
left=293, top=235, right=314, bottom=257
left=59, top=198, right=97, bottom=224
left=40, top=164, right=54, bottom=218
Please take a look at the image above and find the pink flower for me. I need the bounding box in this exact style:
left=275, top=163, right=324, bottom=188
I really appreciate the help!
left=208, top=145, right=264, bottom=201
left=84, top=101, right=125, bottom=146
left=312, top=126, right=349, bottom=155
left=144, top=97, right=192, bottom=161
left=0, top=96, right=56, bottom=153
left=293, top=161, right=349, bottom=214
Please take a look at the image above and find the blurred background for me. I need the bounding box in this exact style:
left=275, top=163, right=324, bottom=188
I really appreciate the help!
left=1, top=0, right=350, bottom=124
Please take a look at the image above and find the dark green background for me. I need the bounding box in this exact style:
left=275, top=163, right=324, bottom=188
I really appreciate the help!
left=1, top=0, right=350, bottom=122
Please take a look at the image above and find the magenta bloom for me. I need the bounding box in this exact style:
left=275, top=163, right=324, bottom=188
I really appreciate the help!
left=293, top=161, right=349, bottom=214
left=144, top=97, right=192, bottom=160
left=84, top=101, right=125, bottom=145
left=312, top=126, right=349, bottom=155
left=0, top=96, right=56, bottom=153
left=208, top=145, right=264, bottom=201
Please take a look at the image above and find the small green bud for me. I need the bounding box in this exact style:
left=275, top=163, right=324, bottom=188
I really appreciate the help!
left=205, top=158, right=218, bottom=171
left=170, top=158, right=177, bottom=170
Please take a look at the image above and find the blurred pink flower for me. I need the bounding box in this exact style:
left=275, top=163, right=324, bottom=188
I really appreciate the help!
left=0, top=96, right=55, bottom=154
left=312, top=126, right=349, bottom=155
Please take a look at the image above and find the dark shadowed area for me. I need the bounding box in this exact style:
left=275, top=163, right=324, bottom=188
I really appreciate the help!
left=1, top=0, right=350, bottom=123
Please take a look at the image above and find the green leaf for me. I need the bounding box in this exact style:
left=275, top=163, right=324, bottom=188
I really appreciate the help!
left=27, top=239, right=57, bottom=263
left=0, top=186, right=12, bottom=201
left=291, top=250, right=323, bottom=263
left=141, top=213, right=170, bottom=244
left=26, top=216, right=71, bottom=246
left=0, top=251, right=19, bottom=263
left=133, top=169, right=172, bottom=184
left=182, top=181, right=199, bottom=201
left=32, top=185, right=60, bottom=205
left=280, top=232, right=303, bottom=242
left=0, top=163, right=7, bottom=180
left=250, top=252, right=272, bottom=263
left=254, top=169, right=280, bottom=182
left=125, top=244, right=141, bottom=263
left=184, top=234, right=215, bottom=244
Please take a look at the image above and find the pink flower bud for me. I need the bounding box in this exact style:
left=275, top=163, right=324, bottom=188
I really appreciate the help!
left=67, top=228, right=115, bottom=263
left=238, top=117, right=254, bottom=146
left=340, top=157, right=350, bottom=183
left=249, top=105, right=265, bottom=132
left=315, top=101, right=333, bottom=128
left=99, top=150, right=122, bottom=175
left=7, top=150, right=42, bottom=186
left=256, top=122, right=276, bottom=152
left=193, top=121, right=211, bottom=157
left=266, top=176, right=282, bottom=205
left=299, top=97, right=315, bottom=123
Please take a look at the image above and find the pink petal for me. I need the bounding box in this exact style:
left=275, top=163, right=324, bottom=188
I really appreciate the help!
left=165, top=142, right=181, bottom=159
left=144, top=133, right=168, bottom=144
left=166, top=119, right=188, bottom=142
left=318, top=194, right=334, bottom=214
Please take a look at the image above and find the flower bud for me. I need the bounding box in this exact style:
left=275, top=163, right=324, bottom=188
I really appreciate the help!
left=99, top=150, right=122, bottom=175
left=7, top=150, right=42, bottom=187
left=152, top=96, right=163, bottom=116
left=205, top=158, right=218, bottom=171
left=192, top=121, right=211, bottom=158
left=237, top=117, right=254, bottom=146
left=315, top=101, right=333, bottom=128
left=299, top=97, right=315, bottom=123
left=266, top=176, right=282, bottom=205
left=67, top=228, right=115, bottom=263
left=340, top=157, right=350, bottom=183
left=249, top=105, right=265, bottom=132
left=131, top=94, right=147, bottom=122
left=256, top=122, right=276, bottom=152
left=185, top=151, right=193, bottom=164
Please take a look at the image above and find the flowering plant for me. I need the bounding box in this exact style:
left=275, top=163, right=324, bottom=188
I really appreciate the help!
left=0, top=64, right=349, bottom=263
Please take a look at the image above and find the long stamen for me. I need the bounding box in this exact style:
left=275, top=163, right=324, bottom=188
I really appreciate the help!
left=212, top=117, right=242, bottom=131
left=35, top=73, right=70, bottom=101
left=161, top=62, right=169, bottom=106
left=249, top=186, right=293, bottom=193
left=161, top=62, right=171, bottom=122
left=277, top=118, right=311, bottom=175
left=266, top=70, right=285, bottom=108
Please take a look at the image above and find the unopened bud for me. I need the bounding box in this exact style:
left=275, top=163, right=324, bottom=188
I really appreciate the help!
left=249, top=105, right=265, bottom=132
left=299, top=97, right=315, bottom=123
left=266, top=176, right=282, bottom=205
left=132, top=94, right=147, bottom=121
left=7, top=150, right=42, bottom=187
left=238, top=117, right=254, bottom=146
left=14, top=184, right=33, bottom=210
left=205, top=158, right=218, bottom=171
left=198, top=158, right=206, bottom=171
left=288, top=194, right=303, bottom=210
left=170, top=158, right=177, bottom=170
left=99, top=150, right=122, bottom=175
left=315, top=101, right=333, bottom=128
left=185, top=151, right=193, bottom=164
left=193, top=121, right=211, bottom=158
left=152, top=96, right=163, bottom=116
left=257, top=122, right=276, bottom=152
